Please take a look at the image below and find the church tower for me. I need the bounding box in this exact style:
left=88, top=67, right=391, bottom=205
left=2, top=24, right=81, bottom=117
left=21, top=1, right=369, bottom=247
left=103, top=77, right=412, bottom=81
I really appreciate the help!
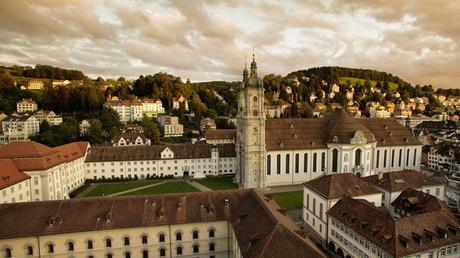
left=236, top=54, right=266, bottom=188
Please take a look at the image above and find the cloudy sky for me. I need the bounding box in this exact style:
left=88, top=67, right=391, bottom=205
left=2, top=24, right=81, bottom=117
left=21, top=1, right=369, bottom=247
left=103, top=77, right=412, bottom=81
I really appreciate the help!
left=1, top=0, right=459, bottom=88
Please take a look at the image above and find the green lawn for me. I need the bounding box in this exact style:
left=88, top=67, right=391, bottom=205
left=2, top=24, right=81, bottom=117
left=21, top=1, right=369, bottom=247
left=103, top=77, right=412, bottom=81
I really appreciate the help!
left=85, top=180, right=162, bottom=197
left=121, top=182, right=199, bottom=196
left=272, top=191, right=303, bottom=210
left=339, top=77, right=399, bottom=91
left=196, top=177, right=239, bottom=190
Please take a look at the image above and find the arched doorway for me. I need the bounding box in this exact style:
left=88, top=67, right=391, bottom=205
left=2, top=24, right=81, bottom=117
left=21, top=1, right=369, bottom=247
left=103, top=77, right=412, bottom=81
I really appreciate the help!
left=337, top=248, right=344, bottom=257
left=328, top=241, right=336, bottom=251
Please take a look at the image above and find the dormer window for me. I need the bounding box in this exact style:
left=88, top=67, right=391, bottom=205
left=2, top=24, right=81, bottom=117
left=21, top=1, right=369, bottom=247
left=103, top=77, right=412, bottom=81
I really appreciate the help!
left=333, top=136, right=338, bottom=142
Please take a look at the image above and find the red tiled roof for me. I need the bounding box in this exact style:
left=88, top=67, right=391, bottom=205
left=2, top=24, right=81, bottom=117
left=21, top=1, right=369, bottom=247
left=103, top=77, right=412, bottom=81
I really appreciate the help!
left=0, top=189, right=326, bottom=258
left=328, top=196, right=460, bottom=257
left=0, top=160, right=30, bottom=190
left=362, top=170, right=444, bottom=192
left=205, top=129, right=236, bottom=140
left=0, top=141, right=89, bottom=171
left=304, top=173, right=382, bottom=199
left=86, top=143, right=235, bottom=162
left=265, top=111, right=420, bottom=151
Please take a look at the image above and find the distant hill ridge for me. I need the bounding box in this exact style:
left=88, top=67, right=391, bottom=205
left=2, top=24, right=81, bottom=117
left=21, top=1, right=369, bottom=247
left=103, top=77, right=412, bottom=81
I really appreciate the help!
left=287, top=66, right=411, bottom=87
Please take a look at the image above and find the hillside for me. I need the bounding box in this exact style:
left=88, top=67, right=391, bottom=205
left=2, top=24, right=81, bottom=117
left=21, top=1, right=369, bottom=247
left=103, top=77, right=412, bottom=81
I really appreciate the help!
left=287, top=66, right=411, bottom=88
left=338, top=77, right=399, bottom=90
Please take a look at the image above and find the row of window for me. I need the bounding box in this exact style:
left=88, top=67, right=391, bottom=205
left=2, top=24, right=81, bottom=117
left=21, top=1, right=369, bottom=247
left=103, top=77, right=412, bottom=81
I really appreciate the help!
left=331, top=230, right=370, bottom=258
left=2, top=229, right=216, bottom=257
left=376, top=148, right=417, bottom=169
left=267, top=152, right=325, bottom=175
left=3, top=245, right=216, bottom=258
left=332, top=219, right=388, bottom=258
left=305, top=194, right=323, bottom=220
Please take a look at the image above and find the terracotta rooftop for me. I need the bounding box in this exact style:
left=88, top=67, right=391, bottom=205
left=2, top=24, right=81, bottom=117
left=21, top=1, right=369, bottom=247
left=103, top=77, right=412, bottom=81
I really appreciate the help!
left=0, top=141, right=89, bottom=171
left=392, top=188, right=454, bottom=217
left=303, top=173, right=382, bottom=199
left=205, top=129, right=237, bottom=140
left=0, top=189, right=326, bottom=258
left=0, top=160, right=30, bottom=191
left=265, top=111, right=420, bottom=151
left=328, top=196, right=460, bottom=257
left=85, top=143, right=235, bottom=162
left=362, top=170, right=444, bottom=192
left=0, top=141, right=58, bottom=158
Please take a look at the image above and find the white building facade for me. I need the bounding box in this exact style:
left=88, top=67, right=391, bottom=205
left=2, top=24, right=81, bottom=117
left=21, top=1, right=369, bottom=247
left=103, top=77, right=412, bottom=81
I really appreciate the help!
left=1, top=114, right=39, bottom=137
left=85, top=143, right=236, bottom=180
left=104, top=98, right=143, bottom=122
left=16, top=98, right=38, bottom=113
left=0, top=141, right=89, bottom=202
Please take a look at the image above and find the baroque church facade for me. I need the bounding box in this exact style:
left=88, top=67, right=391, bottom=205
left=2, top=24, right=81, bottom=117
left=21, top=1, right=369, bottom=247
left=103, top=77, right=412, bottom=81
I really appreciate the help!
left=236, top=56, right=422, bottom=189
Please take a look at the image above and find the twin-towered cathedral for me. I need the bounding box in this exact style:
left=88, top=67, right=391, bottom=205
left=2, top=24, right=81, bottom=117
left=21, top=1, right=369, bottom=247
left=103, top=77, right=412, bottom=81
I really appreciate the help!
left=236, top=56, right=422, bottom=189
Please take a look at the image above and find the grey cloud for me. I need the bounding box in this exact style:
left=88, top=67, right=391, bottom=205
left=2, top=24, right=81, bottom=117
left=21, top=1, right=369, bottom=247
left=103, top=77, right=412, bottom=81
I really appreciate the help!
left=0, top=0, right=459, bottom=88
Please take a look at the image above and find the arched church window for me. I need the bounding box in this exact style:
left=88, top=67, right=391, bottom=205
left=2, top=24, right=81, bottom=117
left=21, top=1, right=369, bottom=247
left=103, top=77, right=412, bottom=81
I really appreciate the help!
left=253, top=110, right=258, bottom=116
left=253, top=96, right=257, bottom=102
left=355, top=149, right=362, bottom=167
left=332, top=149, right=339, bottom=173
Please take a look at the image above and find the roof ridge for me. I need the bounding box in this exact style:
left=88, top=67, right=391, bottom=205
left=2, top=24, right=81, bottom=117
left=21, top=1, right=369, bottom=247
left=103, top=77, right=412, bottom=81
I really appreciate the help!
left=257, top=222, right=279, bottom=258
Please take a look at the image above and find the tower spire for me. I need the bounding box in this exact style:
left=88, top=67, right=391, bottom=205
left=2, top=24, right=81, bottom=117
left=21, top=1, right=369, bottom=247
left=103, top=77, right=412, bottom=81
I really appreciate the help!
left=250, top=46, right=257, bottom=77
left=243, top=55, right=248, bottom=82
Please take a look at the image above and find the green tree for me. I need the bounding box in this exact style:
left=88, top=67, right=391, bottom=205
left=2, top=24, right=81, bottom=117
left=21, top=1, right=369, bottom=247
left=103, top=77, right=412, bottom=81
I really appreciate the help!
left=302, top=102, right=313, bottom=118
left=0, top=72, right=15, bottom=88
left=141, top=116, right=161, bottom=144
left=100, top=107, right=121, bottom=132
left=88, top=119, right=104, bottom=144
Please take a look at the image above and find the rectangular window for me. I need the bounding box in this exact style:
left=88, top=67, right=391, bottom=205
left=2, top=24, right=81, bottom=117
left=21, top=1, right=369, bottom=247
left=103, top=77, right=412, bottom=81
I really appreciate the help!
left=304, top=153, right=308, bottom=173
left=413, top=149, right=417, bottom=166
left=276, top=154, right=281, bottom=174
left=406, top=149, right=410, bottom=167
left=295, top=154, right=299, bottom=173
left=383, top=150, right=387, bottom=168
left=399, top=149, right=402, bottom=167
left=313, top=153, right=317, bottom=172
left=391, top=149, right=395, bottom=167
left=376, top=150, right=380, bottom=168
left=267, top=155, right=271, bottom=175
left=286, top=154, right=290, bottom=174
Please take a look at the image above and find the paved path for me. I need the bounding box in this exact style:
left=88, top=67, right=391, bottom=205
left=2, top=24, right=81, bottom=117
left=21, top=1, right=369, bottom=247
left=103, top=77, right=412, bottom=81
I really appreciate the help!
left=262, top=184, right=304, bottom=193
left=108, top=181, right=168, bottom=197
left=187, top=180, right=212, bottom=191
left=75, top=184, right=96, bottom=199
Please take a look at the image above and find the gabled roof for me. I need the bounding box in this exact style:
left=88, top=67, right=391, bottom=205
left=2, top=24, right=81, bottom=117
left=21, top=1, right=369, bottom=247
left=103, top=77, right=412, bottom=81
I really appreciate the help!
left=362, top=170, right=444, bottom=192
left=0, top=141, right=89, bottom=171
left=303, top=173, right=382, bottom=199
left=391, top=188, right=453, bottom=217
left=232, top=190, right=326, bottom=258
left=0, top=160, right=30, bottom=190
left=111, top=132, right=149, bottom=144
left=205, top=129, right=236, bottom=140
left=85, top=143, right=236, bottom=162
left=0, top=189, right=326, bottom=258
left=0, top=141, right=58, bottom=158
left=328, top=196, right=460, bottom=257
